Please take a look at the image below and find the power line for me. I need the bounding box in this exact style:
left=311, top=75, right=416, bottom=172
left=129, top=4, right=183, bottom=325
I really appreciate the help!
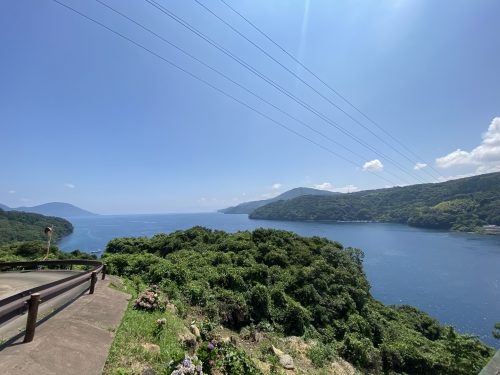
left=92, top=0, right=407, bottom=184
left=48, top=0, right=399, bottom=187
left=145, top=0, right=425, bottom=184
left=218, top=0, right=443, bottom=181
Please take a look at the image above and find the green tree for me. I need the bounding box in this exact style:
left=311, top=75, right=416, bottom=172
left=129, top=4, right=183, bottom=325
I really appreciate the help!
left=493, top=323, right=500, bottom=340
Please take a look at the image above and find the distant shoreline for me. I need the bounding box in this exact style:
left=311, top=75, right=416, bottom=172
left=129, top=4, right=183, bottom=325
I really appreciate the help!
left=246, top=215, right=500, bottom=235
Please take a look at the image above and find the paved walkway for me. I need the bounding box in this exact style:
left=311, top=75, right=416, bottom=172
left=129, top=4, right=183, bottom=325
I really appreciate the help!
left=0, top=270, right=78, bottom=298
left=0, top=276, right=130, bottom=375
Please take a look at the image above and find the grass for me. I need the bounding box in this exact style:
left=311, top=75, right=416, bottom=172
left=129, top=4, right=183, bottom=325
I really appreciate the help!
left=103, top=278, right=358, bottom=374
left=103, top=280, right=186, bottom=375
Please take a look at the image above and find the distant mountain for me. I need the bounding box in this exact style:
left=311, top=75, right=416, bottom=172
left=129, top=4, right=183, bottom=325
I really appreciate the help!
left=12, top=202, right=97, bottom=218
left=219, top=187, right=339, bottom=214
left=250, top=172, right=500, bottom=232
left=0, top=203, right=10, bottom=211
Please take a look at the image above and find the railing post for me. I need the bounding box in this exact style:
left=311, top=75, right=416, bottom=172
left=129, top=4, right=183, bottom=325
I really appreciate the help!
left=24, top=293, right=41, bottom=343
left=101, top=263, right=106, bottom=280
left=89, top=271, right=97, bottom=294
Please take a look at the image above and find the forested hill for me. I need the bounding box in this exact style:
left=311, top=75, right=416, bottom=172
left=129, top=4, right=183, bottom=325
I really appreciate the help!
left=220, top=187, right=339, bottom=214
left=250, top=172, right=500, bottom=231
left=102, top=227, right=493, bottom=374
left=0, top=209, right=73, bottom=245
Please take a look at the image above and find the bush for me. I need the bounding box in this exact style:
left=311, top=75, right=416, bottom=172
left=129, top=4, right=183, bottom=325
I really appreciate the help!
left=102, top=227, right=494, bottom=374
left=307, top=342, right=336, bottom=368
left=248, top=284, right=271, bottom=322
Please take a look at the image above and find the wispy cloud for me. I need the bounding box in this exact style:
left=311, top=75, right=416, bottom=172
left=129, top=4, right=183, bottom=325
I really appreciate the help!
left=272, top=183, right=282, bottom=190
left=313, top=182, right=360, bottom=193
left=363, top=159, right=384, bottom=171
left=414, top=162, right=427, bottom=170
left=436, top=117, right=500, bottom=174
left=314, top=182, right=333, bottom=190
left=333, top=184, right=360, bottom=193
left=64, top=183, right=76, bottom=189
left=8, top=190, right=16, bottom=194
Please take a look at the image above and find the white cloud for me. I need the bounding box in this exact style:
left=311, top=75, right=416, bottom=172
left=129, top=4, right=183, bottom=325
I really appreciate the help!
left=314, top=182, right=333, bottom=190
left=313, top=182, right=360, bottom=193
left=436, top=117, right=500, bottom=173
left=64, top=183, right=76, bottom=189
left=333, top=184, right=360, bottom=193
left=8, top=190, right=16, bottom=194
left=363, top=159, right=384, bottom=171
left=414, top=162, right=427, bottom=170
left=272, top=183, right=282, bottom=190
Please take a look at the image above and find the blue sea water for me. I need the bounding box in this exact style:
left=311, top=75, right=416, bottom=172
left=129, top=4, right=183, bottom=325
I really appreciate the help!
left=58, top=213, right=500, bottom=348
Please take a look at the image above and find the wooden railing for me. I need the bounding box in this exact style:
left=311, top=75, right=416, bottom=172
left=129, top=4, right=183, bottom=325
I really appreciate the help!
left=0, top=260, right=106, bottom=342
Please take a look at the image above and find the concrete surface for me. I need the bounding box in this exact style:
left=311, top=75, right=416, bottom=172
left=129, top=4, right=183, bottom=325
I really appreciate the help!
left=480, top=350, right=500, bottom=375
left=0, top=276, right=130, bottom=375
left=0, top=270, right=78, bottom=298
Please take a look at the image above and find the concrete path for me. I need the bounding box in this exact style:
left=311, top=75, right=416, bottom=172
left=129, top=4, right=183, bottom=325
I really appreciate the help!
left=480, top=349, right=500, bottom=375
left=0, top=270, right=78, bottom=298
left=0, top=276, right=130, bottom=375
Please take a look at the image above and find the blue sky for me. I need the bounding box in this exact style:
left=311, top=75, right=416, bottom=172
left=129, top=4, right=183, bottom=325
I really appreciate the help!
left=1, top=0, right=499, bottom=214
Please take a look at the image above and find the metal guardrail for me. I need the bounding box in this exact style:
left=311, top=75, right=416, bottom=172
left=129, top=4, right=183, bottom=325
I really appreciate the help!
left=0, top=260, right=106, bottom=342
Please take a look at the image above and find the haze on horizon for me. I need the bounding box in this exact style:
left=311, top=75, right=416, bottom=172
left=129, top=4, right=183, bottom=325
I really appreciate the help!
left=1, top=0, right=499, bottom=214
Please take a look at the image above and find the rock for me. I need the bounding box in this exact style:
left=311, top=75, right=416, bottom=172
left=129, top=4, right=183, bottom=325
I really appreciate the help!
left=142, top=343, right=160, bottom=355
left=230, top=336, right=238, bottom=345
left=178, top=330, right=198, bottom=349
left=165, top=302, right=177, bottom=314
left=142, top=368, right=156, bottom=375
left=272, top=345, right=294, bottom=370
left=331, top=358, right=356, bottom=375
left=190, top=324, right=201, bottom=339
left=286, top=336, right=313, bottom=357
left=251, top=331, right=263, bottom=343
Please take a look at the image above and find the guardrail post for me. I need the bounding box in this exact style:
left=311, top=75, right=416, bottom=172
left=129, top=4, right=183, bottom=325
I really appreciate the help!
left=24, top=293, right=41, bottom=343
left=101, top=263, right=106, bottom=280
left=89, top=271, right=97, bottom=294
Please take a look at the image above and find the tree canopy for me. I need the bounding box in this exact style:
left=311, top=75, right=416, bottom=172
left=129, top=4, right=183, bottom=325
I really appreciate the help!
left=249, top=172, right=500, bottom=232
left=102, top=227, right=494, bottom=374
left=0, top=209, right=73, bottom=245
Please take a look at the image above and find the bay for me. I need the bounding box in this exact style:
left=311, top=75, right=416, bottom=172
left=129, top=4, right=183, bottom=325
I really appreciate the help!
left=58, top=212, right=500, bottom=348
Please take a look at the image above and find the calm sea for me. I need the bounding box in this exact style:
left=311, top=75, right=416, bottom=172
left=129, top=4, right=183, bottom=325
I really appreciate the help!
left=59, top=213, right=500, bottom=348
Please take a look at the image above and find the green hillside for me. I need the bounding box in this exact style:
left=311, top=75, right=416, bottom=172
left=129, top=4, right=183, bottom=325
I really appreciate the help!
left=0, top=209, right=73, bottom=245
left=102, top=227, right=493, bottom=374
left=250, top=172, right=500, bottom=232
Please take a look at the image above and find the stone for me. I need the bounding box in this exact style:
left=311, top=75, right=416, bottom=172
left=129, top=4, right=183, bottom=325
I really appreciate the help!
left=142, top=343, right=160, bottom=355
left=190, top=324, right=201, bottom=339
left=272, top=345, right=294, bottom=370
left=178, top=330, right=198, bottom=349
left=142, top=368, right=156, bottom=375
left=165, top=302, right=177, bottom=314
left=251, top=331, right=263, bottom=343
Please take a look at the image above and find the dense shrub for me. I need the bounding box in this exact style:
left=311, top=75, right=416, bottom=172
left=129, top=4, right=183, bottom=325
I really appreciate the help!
left=102, top=227, right=494, bottom=374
